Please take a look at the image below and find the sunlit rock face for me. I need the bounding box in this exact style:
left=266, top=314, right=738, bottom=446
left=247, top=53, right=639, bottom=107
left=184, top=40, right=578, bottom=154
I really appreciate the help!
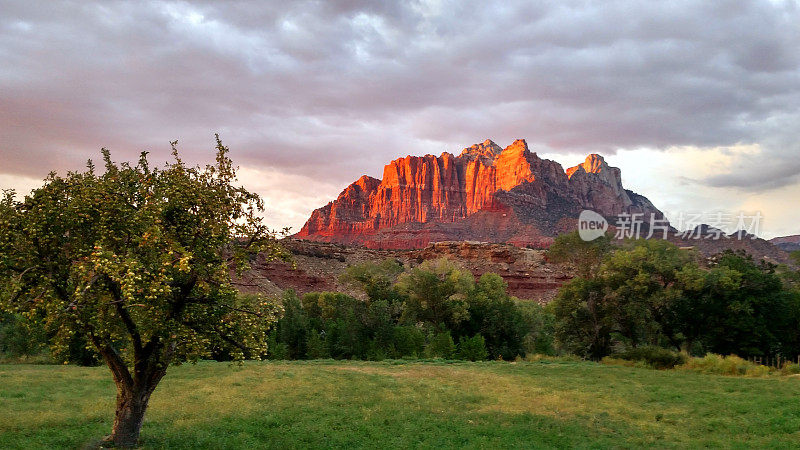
left=296, top=139, right=663, bottom=249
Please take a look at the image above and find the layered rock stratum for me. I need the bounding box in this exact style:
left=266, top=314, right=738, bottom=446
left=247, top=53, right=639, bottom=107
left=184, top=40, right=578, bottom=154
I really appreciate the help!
left=235, top=239, right=571, bottom=303
left=296, top=139, right=662, bottom=249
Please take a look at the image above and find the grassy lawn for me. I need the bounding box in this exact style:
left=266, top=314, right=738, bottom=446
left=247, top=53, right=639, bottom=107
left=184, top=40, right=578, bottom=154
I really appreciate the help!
left=1, top=360, right=800, bottom=449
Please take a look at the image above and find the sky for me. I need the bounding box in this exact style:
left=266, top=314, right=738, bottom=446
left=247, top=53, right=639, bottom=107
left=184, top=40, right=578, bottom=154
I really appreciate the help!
left=1, top=0, right=799, bottom=238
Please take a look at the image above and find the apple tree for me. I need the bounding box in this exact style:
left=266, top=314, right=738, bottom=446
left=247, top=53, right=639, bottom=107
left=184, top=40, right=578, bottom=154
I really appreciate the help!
left=0, top=137, right=286, bottom=446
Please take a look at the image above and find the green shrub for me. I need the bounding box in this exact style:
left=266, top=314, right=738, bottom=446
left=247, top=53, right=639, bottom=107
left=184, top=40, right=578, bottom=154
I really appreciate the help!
left=276, top=291, right=309, bottom=359
left=366, top=340, right=388, bottom=361
left=305, top=330, right=328, bottom=359
left=613, top=346, right=687, bottom=369
left=0, top=313, right=48, bottom=358
left=426, top=330, right=455, bottom=358
left=393, top=326, right=425, bottom=358
left=267, top=331, right=290, bottom=360
left=519, top=301, right=556, bottom=356
left=457, top=334, right=488, bottom=361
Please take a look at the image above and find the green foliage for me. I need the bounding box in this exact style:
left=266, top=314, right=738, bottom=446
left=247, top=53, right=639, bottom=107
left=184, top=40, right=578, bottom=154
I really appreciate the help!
left=459, top=273, right=529, bottom=360
left=392, top=326, right=425, bottom=358
left=396, top=258, right=472, bottom=328
left=599, top=239, right=694, bottom=348
left=553, top=277, right=611, bottom=359
left=547, top=231, right=612, bottom=278
left=305, top=330, right=328, bottom=359
left=518, top=302, right=556, bottom=356
left=269, top=258, right=554, bottom=361
left=425, top=328, right=455, bottom=358
left=58, top=330, right=100, bottom=366
left=0, top=140, right=285, bottom=369
left=699, top=250, right=800, bottom=357
left=266, top=331, right=289, bottom=360
left=612, top=345, right=686, bottom=369
left=340, top=260, right=404, bottom=303
left=0, top=313, right=48, bottom=359
left=275, top=291, right=309, bottom=359
left=553, top=240, right=800, bottom=361
left=457, top=334, right=488, bottom=361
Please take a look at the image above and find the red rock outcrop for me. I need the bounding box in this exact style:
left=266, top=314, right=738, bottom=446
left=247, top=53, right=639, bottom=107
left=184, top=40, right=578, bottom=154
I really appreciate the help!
left=296, top=139, right=663, bottom=249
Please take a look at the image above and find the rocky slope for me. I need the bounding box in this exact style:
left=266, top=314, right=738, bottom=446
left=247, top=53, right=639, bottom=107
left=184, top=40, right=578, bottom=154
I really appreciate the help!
left=234, top=239, right=572, bottom=303
left=770, top=235, right=800, bottom=252
left=296, top=139, right=662, bottom=249
left=668, top=230, right=792, bottom=265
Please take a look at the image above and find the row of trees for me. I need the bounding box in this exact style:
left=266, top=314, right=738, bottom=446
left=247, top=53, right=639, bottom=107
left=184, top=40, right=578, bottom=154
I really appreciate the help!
left=549, top=232, right=800, bottom=360
left=266, top=259, right=554, bottom=362
left=7, top=231, right=798, bottom=366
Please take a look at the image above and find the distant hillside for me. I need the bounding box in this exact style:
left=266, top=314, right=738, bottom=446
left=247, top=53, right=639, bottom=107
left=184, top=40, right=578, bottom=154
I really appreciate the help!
left=234, top=239, right=572, bottom=303
left=770, top=235, right=800, bottom=252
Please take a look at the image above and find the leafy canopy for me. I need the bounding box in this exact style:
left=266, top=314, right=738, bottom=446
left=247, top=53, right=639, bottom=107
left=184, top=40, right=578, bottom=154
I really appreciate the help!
left=547, top=230, right=612, bottom=278
left=552, top=236, right=800, bottom=359
left=0, top=137, right=286, bottom=370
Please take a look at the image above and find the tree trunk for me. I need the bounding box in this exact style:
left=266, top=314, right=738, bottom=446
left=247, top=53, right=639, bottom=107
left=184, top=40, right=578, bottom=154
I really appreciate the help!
left=105, top=386, right=152, bottom=447
left=91, top=333, right=173, bottom=447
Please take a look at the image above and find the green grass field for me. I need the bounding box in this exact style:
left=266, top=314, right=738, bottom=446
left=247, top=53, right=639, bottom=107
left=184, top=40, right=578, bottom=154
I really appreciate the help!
left=2, top=360, right=800, bottom=449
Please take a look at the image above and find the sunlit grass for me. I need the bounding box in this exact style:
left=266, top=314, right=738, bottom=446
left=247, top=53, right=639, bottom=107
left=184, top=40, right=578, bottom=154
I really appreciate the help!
left=2, top=360, right=800, bottom=448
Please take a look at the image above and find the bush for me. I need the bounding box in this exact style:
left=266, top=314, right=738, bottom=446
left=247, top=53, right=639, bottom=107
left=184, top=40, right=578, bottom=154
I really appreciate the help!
left=267, top=331, right=290, bottom=360
left=0, top=313, right=48, bottom=358
left=457, top=334, right=488, bottom=361
left=613, top=346, right=687, bottom=369
left=780, top=362, right=800, bottom=375
left=426, top=330, right=455, bottom=358
left=518, top=302, right=556, bottom=356
left=305, top=330, right=328, bottom=359
left=679, top=354, right=772, bottom=377
left=366, top=340, right=388, bottom=361
left=393, top=326, right=425, bottom=358
left=276, top=291, right=309, bottom=359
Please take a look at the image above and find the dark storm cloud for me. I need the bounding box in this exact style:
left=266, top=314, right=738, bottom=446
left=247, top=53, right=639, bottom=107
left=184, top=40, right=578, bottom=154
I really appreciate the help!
left=1, top=0, right=799, bottom=189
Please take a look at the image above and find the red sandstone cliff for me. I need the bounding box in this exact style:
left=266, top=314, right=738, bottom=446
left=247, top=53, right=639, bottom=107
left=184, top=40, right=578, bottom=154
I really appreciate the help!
left=296, top=139, right=663, bottom=249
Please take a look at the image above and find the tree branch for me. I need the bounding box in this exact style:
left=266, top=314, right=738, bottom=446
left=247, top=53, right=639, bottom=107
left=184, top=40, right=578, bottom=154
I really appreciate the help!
left=89, top=332, right=134, bottom=391
left=213, top=324, right=250, bottom=353
left=103, top=275, right=143, bottom=354
left=181, top=319, right=250, bottom=355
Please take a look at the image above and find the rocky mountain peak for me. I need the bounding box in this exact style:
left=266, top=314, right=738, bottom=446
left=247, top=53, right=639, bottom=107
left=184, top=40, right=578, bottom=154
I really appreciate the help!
left=296, top=139, right=664, bottom=249
left=566, top=153, right=609, bottom=179
left=459, top=139, right=503, bottom=161
left=501, top=139, right=530, bottom=156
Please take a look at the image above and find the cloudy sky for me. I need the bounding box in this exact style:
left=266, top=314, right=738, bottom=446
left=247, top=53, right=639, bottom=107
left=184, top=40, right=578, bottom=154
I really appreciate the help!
left=1, top=0, right=799, bottom=237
